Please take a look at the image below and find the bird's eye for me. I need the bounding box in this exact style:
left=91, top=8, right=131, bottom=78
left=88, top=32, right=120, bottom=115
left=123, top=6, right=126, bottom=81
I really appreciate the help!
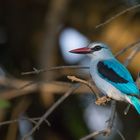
left=91, top=45, right=102, bottom=51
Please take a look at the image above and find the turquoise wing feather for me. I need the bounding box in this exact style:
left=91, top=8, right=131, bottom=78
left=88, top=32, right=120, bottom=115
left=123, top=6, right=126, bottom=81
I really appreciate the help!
left=97, top=59, right=139, bottom=95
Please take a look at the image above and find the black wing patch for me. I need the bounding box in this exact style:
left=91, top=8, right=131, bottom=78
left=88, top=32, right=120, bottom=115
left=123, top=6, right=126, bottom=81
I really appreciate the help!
left=97, top=61, right=128, bottom=83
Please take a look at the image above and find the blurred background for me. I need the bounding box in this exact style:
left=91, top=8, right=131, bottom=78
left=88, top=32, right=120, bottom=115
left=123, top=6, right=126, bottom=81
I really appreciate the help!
left=0, top=0, right=140, bottom=140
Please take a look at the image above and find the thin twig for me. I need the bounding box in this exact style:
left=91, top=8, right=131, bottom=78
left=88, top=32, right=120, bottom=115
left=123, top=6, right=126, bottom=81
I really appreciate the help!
left=136, top=71, right=140, bottom=89
left=0, top=117, right=50, bottom=127
left=115, top=40, right=140, bottom=57
left=67, top=75, right=100, bottom=99
left=124, top=104, right=131, bottom=115
left=22, top=83, right=80, bottom=140
left=80, top=130, right=107, bottom=140
left=123, top=45, right=140, bottom=66
left=95, top=4, right=140, bottom=29
left=20, top=40, right=140, bottom=77
left=0, top=81, right=97, bottom=100
left=107, top=100, right=116, bottom=130
left=67, top=75, right=111, bottom=105
left=80, top=100, right=116, bottom=140
left=21, top=66, right=89, bottom=75
left=117, top=129, right=126, bottom=140
left=19, top=81, right=37, bottom=90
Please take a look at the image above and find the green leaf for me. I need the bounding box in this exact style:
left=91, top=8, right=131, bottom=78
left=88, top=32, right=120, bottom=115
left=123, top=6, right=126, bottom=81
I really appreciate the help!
left=0, top=99, right=10, bottom=108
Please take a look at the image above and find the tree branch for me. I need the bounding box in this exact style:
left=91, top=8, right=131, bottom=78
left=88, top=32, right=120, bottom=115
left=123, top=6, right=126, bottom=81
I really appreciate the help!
left=22, top=83, right=80, bottom=140
left=95, top=4, right=140, bottom=29
left=0, top=117, right=50, bottom=127
left=115, top=40, right=140, bottom=57
left=80, top=100, right=116, bottom=140
left=21, top=66, right=89, bottom=75
left=67, top=75, right=100, bottom=99
left=20, top=40, right=140, bottom=77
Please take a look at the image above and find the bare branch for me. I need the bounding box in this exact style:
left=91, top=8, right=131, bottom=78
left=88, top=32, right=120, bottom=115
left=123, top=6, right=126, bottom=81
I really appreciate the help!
left=80, top=100, right=116, bottom=140
left=124, top=104, right=131, bottom=115
left=107, top=100, right=116, bottom=130
left=123, top=44, right=140, bottom=66
left=116, top=129, right=126, bottom=140
left=67, top=75, right=111, bottom=105
left=67, top=75, right=100, bottom=99
left=0, top=117, right=50, bottom=127
left=20, top=40, right=140, bottom=78
left=22, top=83, right=80, bottom=140
left=80, top=130, right=107, bottom=140
left=136, top=71, right=140, bottom=89
left=115, top=40, right=140, bottom=57
left=0, top=79, right=97, bottom=100
left=21, top=66, right=89, bottom=75
left=95, top=4, right=140, bottom=29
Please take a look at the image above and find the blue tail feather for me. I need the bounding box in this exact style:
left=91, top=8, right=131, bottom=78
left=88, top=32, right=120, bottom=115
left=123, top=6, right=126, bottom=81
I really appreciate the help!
left=129, top=96, right=140, bottom=114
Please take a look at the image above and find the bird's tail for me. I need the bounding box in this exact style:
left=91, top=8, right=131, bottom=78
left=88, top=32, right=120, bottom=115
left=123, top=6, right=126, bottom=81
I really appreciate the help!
left=129, top=96, right=140, bottom=114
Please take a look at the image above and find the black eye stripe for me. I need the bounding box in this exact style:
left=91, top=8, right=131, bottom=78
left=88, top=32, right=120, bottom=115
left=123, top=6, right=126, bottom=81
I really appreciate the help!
left=91, top=45, right=103, bottom=51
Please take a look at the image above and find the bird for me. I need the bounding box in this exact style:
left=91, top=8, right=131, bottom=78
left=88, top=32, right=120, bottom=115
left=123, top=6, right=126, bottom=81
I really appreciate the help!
left=69, top=42, right=140, bottom=114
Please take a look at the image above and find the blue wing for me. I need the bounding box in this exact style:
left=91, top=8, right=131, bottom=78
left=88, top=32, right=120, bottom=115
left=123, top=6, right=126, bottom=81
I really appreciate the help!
left=97, top=59, right=139, bottom=95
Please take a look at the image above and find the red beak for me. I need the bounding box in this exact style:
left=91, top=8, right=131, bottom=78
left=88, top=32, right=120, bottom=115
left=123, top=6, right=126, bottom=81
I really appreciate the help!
left=69, top=47, right=91, bottom=54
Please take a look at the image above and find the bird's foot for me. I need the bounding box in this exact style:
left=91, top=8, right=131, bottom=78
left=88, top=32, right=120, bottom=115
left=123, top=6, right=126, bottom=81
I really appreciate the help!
left=95, top=96, right=111, bottom=105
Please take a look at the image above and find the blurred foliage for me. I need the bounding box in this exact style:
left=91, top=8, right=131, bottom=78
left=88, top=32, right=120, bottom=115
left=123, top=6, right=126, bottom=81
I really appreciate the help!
left=0, top=99, right=10, bottom=109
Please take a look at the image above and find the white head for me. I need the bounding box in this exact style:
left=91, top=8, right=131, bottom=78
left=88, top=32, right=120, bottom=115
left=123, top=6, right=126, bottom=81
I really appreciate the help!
left=69, top=42, right=114, bottom=60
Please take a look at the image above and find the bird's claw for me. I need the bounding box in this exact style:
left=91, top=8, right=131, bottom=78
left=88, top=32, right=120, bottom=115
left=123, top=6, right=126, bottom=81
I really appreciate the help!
left=95, top=96, right=111, bottom=105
